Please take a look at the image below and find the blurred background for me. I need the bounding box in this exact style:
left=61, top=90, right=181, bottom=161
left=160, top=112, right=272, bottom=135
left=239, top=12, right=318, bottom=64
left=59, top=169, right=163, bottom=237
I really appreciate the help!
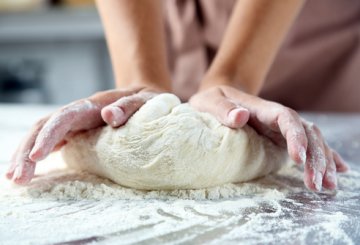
left=0, top=0, right=114, bottom=105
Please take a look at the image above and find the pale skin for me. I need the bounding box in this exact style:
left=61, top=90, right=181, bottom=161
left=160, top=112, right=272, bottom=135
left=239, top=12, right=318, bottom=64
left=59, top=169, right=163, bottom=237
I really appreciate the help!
left=6, top=0, right=348, bottom=191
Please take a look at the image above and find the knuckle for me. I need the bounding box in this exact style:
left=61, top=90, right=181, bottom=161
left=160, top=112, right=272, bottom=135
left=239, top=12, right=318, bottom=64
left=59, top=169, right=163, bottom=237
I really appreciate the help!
left=216, top=99, right=233, bottom=115
left=33, top=117, right=48, bottom=129
left=190, top=97, right=209, bottom=113
left=303, top=120, right=321, bottom=135
left=59, top=101, right=77, bottom=113
left=269, top=104, right=294, bottom=121
left=325, top=150, right=332, bottom=164
left=60, top=99, right=95, bottom=115
left=92, top=91, right=108, bottom=98
left=135, top=91, right=156, bottom=101
left=280, top=106, right=297, bottom=118
left=266, top=101, right=282, bottom=111
left=217, top=98, right=230, bottom=108
left=58, top=105, right=70, bottom=114
left=116, top=95, right=133, bottom=105
left=309, top=123, right=321, bottom=135
left=287, top=108, right=298, bottom=119
left=115, top=95, right=143, bottom=112
left=270, top=104, right=293, bottom=121
left=218, top=85, right=229, bottom=91
left=210, top=87, right=225, bottom=97
left=188, top=96, right=200, bottom=108
left=91, top=89, right=123, bottom=100
left=327, top=156, right=337, bottom=171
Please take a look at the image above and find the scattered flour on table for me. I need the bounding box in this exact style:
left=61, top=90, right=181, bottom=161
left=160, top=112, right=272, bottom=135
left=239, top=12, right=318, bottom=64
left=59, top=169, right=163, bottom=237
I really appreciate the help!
left=0, top=152, right=358, bottom=245
left=29, top=173, right=287, bottom=201
left=1, top=152, right=358, bottom=202
left=2, top=169, right=288, bottom=201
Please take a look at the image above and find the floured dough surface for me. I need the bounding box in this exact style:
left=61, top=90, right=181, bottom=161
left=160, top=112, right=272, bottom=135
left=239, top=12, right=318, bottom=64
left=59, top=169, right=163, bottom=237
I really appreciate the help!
left=62, top=94, right=288, bottom=190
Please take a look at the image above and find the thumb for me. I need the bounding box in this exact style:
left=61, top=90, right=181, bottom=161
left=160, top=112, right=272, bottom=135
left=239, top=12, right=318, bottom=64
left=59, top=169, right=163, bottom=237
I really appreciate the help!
left=101, top=92, right=156, bottom=127
left=191, top=91, right=250, bottom=129
left=229, top=107, right=250, bottom=128
left=216, top=99, right=250, bottom=128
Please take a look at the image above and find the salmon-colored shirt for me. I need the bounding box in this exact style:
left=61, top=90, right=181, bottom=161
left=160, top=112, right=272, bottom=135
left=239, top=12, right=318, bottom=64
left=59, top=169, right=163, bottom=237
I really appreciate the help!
left=163, top=0, right=360, bottom=112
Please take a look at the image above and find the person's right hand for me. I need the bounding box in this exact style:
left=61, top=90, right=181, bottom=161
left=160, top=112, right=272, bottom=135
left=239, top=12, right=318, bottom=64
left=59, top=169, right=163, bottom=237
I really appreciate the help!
left=6, top=85, right=164, bottom=185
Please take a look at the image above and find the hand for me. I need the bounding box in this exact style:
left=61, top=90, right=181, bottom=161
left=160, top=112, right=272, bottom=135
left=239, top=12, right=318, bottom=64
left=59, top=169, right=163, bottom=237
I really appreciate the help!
left=190, top=85, right=349, bottom=191
left=6, top=85, right=164, bottom=185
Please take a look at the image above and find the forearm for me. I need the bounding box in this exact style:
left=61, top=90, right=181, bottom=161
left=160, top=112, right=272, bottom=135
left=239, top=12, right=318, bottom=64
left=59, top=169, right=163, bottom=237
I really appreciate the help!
left=96, top=0, right=171, bottom=90
left=201, top=0, right=304, bottom=94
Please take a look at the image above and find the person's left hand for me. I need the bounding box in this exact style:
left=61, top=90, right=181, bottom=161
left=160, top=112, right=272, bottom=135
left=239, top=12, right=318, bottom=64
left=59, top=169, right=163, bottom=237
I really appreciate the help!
left=190, top=85, right=348, bottom=192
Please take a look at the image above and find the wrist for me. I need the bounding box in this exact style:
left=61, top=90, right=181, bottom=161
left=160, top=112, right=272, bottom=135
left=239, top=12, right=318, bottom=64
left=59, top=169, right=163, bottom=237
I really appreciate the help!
left=200, top=67, right=264, bottom=95
left=115, top=69, right=172, bottom=93
left=199, top=73, right=255, bottom=94
left=199, top=74, right=233, bottom=90
left=116, top=80, right=172, bottom=94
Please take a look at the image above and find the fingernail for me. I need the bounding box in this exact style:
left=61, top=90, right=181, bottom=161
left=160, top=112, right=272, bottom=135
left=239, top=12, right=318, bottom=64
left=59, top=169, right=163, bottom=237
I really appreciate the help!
left=29, top=148, right=44, bottom=162
left=5, top=166, right=14, bottom=178
left=228, top=108, right=248, bottom=127
left=326, top=171, right=337, bottom=188
left=313, top=171, right=323, bottom=191
left=299, top=146, right=306, bottom=164
left=29, top=148, right=37, bottom=160
left=5, top=171, right=12, bottom=179
left=109, top=107, right=124, bottom=127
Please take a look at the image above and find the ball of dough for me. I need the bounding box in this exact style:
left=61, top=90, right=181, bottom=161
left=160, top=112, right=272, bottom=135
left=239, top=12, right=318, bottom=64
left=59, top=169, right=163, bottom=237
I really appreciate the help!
left=62, top=94, right=288, bottom=190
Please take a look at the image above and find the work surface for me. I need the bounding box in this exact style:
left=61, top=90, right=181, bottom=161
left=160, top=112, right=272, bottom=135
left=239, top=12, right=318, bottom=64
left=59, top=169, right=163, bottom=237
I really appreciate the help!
left=0, top=104, right=359, bottom=245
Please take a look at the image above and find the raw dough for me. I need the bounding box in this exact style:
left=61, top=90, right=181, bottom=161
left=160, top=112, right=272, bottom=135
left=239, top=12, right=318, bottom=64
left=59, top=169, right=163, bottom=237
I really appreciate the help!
left=62, top=94, right=288, bottom=190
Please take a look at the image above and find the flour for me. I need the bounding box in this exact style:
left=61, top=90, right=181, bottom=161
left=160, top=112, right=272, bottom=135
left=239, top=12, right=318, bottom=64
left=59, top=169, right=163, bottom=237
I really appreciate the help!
left=0, top=151, right=292, bottom=201
left=24, top=171, right=287, bottom=201
left=3, top=161, right=287, bottom=201
left=0, top=152, right=358, bottom=245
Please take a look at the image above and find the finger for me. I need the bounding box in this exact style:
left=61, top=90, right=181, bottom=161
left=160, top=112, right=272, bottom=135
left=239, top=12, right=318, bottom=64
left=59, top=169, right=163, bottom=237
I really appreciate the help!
left=6, top=116, right=49, bottom=183
left=7, top=89, right=142, bottom=184
left=226, top=106, right=250, bottom=129
left=191, top=89, right=250, bottom=129
left=29, top=114, right=73, bottom=161
left=332, top=150, right=349, bottom=172
left=276, top=107, right=307, bottom=165
left=322, top=145, right=337, bottom=190
left=101, top=92, right=157, bottom=127
left=53, top=140, right=67, bottom=152
left=224, top=88, right=308, bottom=162
left=303, top=122, right=327, bottom=192
left=6, top=145, right=22, bottom=180
left=12, top=155, right=36, bottom=185
left=29, top=100, right=99, bottom=162
left=204, top=97, right=250, bottom=128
